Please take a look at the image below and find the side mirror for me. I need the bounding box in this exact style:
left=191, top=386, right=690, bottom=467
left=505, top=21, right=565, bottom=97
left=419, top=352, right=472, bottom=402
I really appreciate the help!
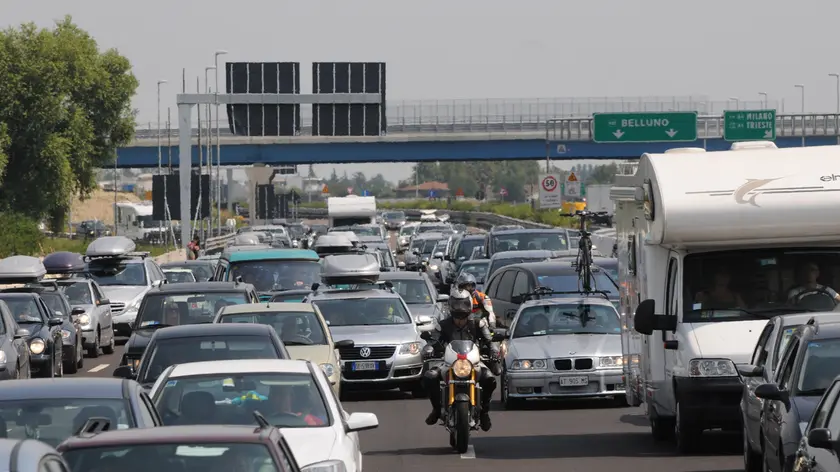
left=412, top=249, right=420, bottom=255
left=71, top=307, right=86, bottom=317
left=113, top=365, right=136, bottom=380
left=334, top=339, right=354, bottom=349
left=97, top=298, right=111, bottom=306
left=444, top=255, right=452, bottom=261
left=632, top=299, right=677, bottom=335
left=737, top=364, right=764, bottom=377
left=14, top=328, right=30, bottom=339
left=436, top=294, right=449, bottom=303
left=420, top=331, right=433, bottom=341
left=151, top=280, right=163, bottom=288
left=754, top=383, right=787, bottom=402
left=434, top=252, right=444, bottom=259
left=398, top=261, right=406, bottom=269
left=345, top=412, right=379, bottom=432
left=807, top=428, right=834, bottom=450
left=48, top=317, right=63, bottom=327
left=415, top=315, right=433, bottom=325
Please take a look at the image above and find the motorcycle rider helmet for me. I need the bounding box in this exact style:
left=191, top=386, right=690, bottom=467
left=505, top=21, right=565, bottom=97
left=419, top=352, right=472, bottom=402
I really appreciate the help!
left=456, top=272, right=477, bottom=292
left=449, top=288, right=473, bottom=320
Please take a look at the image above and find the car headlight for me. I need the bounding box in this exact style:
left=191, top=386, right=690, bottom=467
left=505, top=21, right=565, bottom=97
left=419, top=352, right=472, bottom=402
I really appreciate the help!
left=78, top=313, right=91, bottom=325
left=301, top=460, right=347, bottom=472
left=452, top=358, right=473, bottom=378
left=61, top=330, right=71, bottom=340
left=399, top=342, right=420, bottom=355
left=29, top=338, right=45, bottom=355
left=0, top=351, right=7, bottom=364
left=599, top=356, right=623, bottom=367
left=510, top=359, right=547, bottom=370
left=688, top=358, right=737, bottom=377
left=319, top=363, right=335, bottom=378
left=429, top=264, right=438, bottom=271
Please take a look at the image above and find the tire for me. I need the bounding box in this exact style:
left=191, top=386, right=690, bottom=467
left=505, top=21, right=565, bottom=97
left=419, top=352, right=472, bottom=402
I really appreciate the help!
left=613, top=395, right=629, bottom=407
left=649, top=405, right=675, bottom=441
left=454, top=402, right=470, bottom=454
left=102, top=331, right=115, bottom=354
left=675, top=400, right=699, bottom=453
left=501, top=376, right=524, bottom=410
left=87, top=330, right=101, bottom=358
left=744, top=429, right=762, bottom=472
left=64, top=347, right=79, bottom=375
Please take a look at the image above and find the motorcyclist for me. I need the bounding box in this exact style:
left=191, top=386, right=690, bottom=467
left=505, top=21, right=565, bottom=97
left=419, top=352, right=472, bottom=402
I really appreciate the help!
left=422, top=288, right=498, bottom=431
left=455, top=272, right=496, bottom=330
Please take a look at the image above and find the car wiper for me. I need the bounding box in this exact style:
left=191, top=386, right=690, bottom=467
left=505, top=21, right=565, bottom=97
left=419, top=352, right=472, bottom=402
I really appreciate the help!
left=137, top=323, right=174, bottom=329
left=281, top=341, right=311, bottom=346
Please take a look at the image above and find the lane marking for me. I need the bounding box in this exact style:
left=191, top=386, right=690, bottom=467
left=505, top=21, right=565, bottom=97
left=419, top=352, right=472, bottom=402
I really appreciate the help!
left=87, top=364, right=110, bottom=373
left=460, top=445, right=476, bottom=459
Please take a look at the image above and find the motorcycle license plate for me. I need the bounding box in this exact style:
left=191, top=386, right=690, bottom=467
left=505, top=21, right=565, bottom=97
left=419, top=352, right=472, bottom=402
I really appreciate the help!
left=558, top=376, right=588, bottom=387
left=352, top=361, right=378, bottom=371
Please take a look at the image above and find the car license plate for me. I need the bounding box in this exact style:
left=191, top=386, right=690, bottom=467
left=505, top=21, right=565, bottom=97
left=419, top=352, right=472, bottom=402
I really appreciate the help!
left=352, top=362, right=378, bottom=371
left=558, top=376, right=588, bottom=387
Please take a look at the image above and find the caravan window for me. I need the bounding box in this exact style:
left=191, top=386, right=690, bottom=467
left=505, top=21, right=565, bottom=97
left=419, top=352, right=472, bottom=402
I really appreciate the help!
left=228, top=261, right=320, bottom=292
left=684, top=248, right=840, bottom=323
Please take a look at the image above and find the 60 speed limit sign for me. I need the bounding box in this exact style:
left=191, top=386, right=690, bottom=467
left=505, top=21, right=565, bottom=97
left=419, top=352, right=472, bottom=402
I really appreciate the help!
left=538, top=174, right=562, bottom=209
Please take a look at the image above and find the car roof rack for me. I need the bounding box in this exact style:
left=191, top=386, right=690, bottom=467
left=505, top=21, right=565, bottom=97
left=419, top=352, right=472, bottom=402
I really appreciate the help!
left=75, top=417, right=113, bottom=437
left=85, top=236, right=148, bottom=261
left=320, top=254, right=381, bottom=285
left=0, top=256, right=47, bottom=284
left=43, top=252, right=86, bottom=275
left=521, top=287, right=611, bottom=302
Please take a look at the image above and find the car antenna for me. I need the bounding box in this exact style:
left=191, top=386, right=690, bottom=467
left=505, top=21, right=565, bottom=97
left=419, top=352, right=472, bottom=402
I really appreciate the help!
left=252, top=410, right=271, bottom=429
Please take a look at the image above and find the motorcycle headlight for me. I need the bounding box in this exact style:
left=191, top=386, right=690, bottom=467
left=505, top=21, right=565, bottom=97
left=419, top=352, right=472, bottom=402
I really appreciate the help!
left=599, top=356, right=623, bottom=367
left=319, top=363, right=335, bottom=378
left=399, top=342, right=420, bottom=355
left=29, top=338, right=45, bottom=355
left=689, top=358, right=737, bottom=377
left=61, top=330, right=71, bottom=340
left=510, top=359, right=547, bottom=370
left=301, top=460, right=347, bottom=472
left=452, top=358, right=473, bottom=378
left=78, top=313, right=91, bottom=325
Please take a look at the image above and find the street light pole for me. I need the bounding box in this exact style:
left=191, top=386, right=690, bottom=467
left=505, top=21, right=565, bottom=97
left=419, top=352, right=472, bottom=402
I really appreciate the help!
left=214, top=50, right=228, bottom=234
left=728, top=97, right=740, bottom=110
left=758, top=92, right=768, bottom=109
left=795, top=84, right=806, bottom=146
left=156, top=79, right=167, bottom=244
left=204, top=66, right=216, bottom=235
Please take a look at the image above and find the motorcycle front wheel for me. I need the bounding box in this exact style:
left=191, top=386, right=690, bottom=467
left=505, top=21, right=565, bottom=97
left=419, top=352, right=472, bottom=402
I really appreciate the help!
left=454, top=402, right=470, bottom=454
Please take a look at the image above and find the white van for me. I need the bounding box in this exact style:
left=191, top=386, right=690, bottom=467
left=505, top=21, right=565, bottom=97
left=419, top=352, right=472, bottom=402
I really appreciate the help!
left=612, top=143, right=840, bottom=452
left=113, top=202, right=165, bottom=242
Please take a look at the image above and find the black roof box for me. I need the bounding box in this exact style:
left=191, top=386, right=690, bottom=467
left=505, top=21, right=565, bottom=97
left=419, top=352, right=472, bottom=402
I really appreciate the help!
left=0, top=256, right=46, bottom=283
left=43, top=252, right=85, bottom=274
left=321, top=254, right=381, bottom=285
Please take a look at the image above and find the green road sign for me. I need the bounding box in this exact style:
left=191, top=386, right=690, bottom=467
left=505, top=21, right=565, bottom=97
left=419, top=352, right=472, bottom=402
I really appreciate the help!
left=592, top=112, right=698, bottom=143
left=723, top=109, right=776, bottom=141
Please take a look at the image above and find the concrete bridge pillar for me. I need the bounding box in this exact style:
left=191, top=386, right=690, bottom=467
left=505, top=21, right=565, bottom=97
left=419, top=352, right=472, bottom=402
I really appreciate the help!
left=226, top=168, right=234, bottom=213
left=246, top=165, right=274, bottom=226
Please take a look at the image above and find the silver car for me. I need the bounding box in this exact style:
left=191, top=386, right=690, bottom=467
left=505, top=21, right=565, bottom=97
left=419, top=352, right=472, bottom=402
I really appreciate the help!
left=501, top=296, right=625, bottom=409
left=52, top=278, right=115, bottom=357
left=379, top=271, right=448, bottom=322
left=306, top=286, right=431, bottom=396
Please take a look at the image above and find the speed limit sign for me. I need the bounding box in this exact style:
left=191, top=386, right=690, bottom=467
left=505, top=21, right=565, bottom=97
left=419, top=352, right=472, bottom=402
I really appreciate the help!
left=538, top=174, right=562, bottom=209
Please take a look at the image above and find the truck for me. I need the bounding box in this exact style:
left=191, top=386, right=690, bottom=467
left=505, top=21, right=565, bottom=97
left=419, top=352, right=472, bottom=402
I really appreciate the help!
left=611, top=142, right=840, bottom=453
left=113, top=202, right=166, bottom=242
left=584, top=184, right=614, bottom=226
left=327, top=196, right=377, bottom=227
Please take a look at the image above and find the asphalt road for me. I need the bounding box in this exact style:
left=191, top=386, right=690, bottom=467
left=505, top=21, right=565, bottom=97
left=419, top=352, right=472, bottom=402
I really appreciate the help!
left=73, top=226, right=741, bottom=471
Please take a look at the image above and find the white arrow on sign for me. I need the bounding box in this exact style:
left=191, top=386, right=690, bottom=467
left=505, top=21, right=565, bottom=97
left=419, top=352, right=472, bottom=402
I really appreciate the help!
left=665, top=129, right=678, bottom=138
left=764, top=130, right=773, bottom=139
left=612, top=130, right=625, bottom=139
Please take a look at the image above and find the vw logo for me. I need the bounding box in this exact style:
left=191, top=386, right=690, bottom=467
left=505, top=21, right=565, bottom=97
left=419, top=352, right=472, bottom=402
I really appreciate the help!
left=359, top=347, right=371, bottom=358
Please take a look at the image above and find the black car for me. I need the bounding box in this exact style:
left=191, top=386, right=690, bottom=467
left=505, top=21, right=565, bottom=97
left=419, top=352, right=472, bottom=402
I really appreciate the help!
left=0, top=378, right=162, bottom=447
left=0, top=293, right=64, bottom=378
left=269, top=289, right=314, bottom=303
left=441, top=234, right=486, bottom=286
left=740, top=313, right=840, bottom=472
left=114, top=323, right=291, bottom=388
left=484, top=261, right=620, bottom=327
left=119, top=282, right=258, bottom=371
left=6, top=283, right=85, bottom=375
left=158, top=260, right=216, bottom=282
left=0, top=300, right=31, bottom=380
left=793, top=373, right=840, bottom=472
left=754, top=319, right=840, bottom=472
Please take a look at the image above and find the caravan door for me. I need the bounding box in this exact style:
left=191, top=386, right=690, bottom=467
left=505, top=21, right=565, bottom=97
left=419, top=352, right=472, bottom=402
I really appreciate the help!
left=659, top=253, right=681, bottom=414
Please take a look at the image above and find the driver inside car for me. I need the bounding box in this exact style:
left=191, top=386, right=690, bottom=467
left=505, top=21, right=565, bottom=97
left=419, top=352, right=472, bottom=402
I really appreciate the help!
left=264, top=385, right=325, bottom=425
left=787, top=262, right=840, bottom=304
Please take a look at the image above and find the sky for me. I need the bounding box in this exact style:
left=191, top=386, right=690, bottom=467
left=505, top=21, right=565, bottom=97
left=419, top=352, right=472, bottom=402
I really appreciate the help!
left=1, top=0, right=839, bottom=183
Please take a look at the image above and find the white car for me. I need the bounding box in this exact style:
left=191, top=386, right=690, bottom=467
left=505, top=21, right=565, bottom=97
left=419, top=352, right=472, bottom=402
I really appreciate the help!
left=148, top=359, right=378, bottom=472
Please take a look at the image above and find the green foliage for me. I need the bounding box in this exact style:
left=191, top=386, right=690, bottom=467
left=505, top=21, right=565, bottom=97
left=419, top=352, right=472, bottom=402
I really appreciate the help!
left=0, top=16, right=138, bottom=229
left=0, top=213, right=44, bottom=257
left=322, top=169, right=395, bottom=198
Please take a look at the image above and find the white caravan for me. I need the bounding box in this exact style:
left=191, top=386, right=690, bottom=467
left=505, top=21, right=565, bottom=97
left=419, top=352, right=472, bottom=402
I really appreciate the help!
left=327, top=196, right=377, bottom=227
left=113, top=202, right=164, bottom=242
left=612, top=142, right=840, bottom=452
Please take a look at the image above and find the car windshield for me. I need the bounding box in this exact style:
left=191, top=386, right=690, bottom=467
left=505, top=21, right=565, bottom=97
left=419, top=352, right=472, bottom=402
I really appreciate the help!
left=87, top=260, right=147, bottom=286
left=0, top=297, right=44, bottom=323
left=798, top=339, right=840, bottom=395
left=488, top=258, right=549, bottom=277
left=459, top=262, right=489, bottom=283
left=456, top=239, right=484, bottom=260
left=58, top=282, right=92, bottom=305
left=287, top=225, right=306, bottom=238
left=388, top=279, right=434, bottom=304
left=139, top=335, right=282, bottom=384
left=38, top=292, right=67, bottom=316
left=492, top=231, right=569, bottom=253
left=596, top=263, right=618, bottom=281
left=513, top=303, right=621, bottom=338
left=0, top=398, right=132, bottom=447
left=269, top=293, right=308, bottom=303
left=376, top=249, right=395, bottom=268
left=399, top=226, right=417, bottom=236
left=331, top=226, right=379, bottom=237
left=684, top=249, right=840, bottom=323
left=218, top=311, right=328, bottom=346
left=163, top=271, right=196, bottom=284
left=228, top=260, right=320, bottom=292
left=161, top=263, right=215, bottom=282
left=153, top=372, right=330, bottom=429
left=420, top=239, right=444, bottom=255
left=536, top=273, right=620, bottom=298
left=62, top=443, right=280, bottom=472
left=384, top=212, right=405, bottom=220
left=417, top=226, right=450, bottom=234
left=136, top=293, right=250, bottom=328
left=313, top=298, right=412, bottom=326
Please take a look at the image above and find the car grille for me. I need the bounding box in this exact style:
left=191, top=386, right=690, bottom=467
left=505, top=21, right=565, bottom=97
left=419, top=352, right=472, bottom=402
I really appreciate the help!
left=110, top=303, right=126, bottom=315
left=339, top=346, right=396, bottom=360
left=554, top=357, right=594, bottom=371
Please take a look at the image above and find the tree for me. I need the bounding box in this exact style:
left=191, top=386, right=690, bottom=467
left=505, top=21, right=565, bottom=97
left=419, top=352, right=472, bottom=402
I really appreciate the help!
left=0, top=17, right=138, bottom=230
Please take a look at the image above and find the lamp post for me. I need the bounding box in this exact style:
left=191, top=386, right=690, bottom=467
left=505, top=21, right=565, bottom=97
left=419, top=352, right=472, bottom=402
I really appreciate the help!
left=214, top=50, right=228, bottom=234
left=204, top=66, right=216, bottom=234
left=795, top=84, right=805, bottom=146
left=728, top=97, right=740, bottom=110
left=830, top=74, right=840, bottom=141
left=156, top=79, right=167, bottom=243
left=758, top=92, right=767, bottom=109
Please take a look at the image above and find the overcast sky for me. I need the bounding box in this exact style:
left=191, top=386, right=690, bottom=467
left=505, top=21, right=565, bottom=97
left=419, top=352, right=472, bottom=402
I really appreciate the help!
left=1, top=0, right=838, bottom=182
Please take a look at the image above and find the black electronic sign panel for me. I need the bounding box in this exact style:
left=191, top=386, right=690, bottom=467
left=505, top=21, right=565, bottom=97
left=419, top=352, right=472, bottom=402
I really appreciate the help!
left=226, top=62, right=301, bottom=136
left=312, top=62, right=386, bottom=136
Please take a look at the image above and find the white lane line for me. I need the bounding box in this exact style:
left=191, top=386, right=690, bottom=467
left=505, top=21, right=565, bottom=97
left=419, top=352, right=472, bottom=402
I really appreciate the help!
left=460, top=445, right=476, bottom=459
left=87, top=364, right=110, bottom=373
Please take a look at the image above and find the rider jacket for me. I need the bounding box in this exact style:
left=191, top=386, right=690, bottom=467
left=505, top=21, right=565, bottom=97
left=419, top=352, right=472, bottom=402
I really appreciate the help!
left=471, top=291, right=497, bottom=330
left=434, top=317, right=498, bottom=356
